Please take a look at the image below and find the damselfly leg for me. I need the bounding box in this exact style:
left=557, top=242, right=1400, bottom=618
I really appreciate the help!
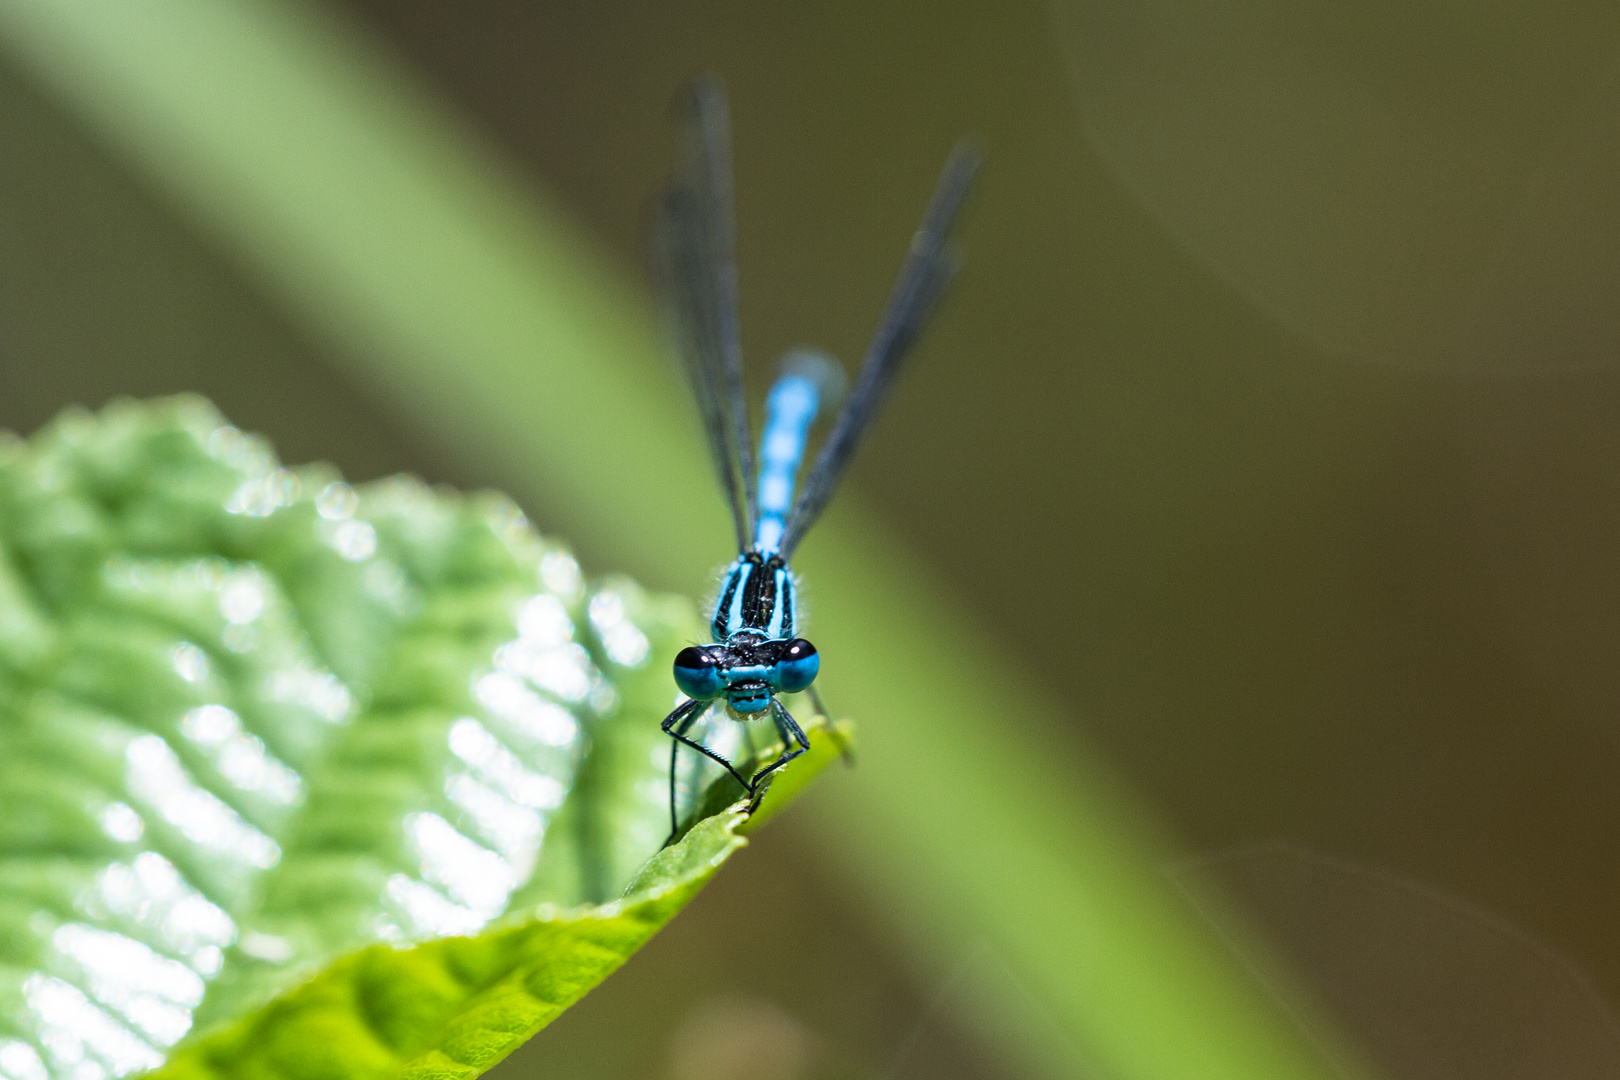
left=663, top=697, right=749, bottom=843
left=663, top=697, right=812, bottom=842
left=743, top=699, right=810, bottom=810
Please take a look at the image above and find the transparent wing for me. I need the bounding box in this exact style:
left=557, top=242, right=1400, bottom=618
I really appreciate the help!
left=649, top=75, right=756, bottom=552
left=778, top=142, right=982, bottom=558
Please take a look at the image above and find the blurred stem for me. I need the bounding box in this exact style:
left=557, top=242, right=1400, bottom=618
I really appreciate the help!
left=0, top=2, right=1353, bottom=1078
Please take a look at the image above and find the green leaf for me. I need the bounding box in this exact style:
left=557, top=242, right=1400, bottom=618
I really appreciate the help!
left=0, top=396, right=840, bottom=1080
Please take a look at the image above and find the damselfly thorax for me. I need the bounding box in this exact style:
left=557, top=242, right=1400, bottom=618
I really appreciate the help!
left=714, top=551, right=794, bottom=642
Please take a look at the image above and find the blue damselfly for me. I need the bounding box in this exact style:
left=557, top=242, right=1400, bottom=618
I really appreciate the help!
left=650, top=76, right=979, bottom=841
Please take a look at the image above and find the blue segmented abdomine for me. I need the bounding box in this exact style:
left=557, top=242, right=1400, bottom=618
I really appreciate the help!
left=753, top=369, right=823, bottom=555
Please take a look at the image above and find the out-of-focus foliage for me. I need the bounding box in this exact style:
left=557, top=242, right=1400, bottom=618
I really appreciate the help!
left=0, top=397, right=838, bottom=1080
left=1056, top=0, right=1620, bottom=374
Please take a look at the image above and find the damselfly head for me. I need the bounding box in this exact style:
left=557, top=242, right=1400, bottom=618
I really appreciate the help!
left=672, top=636, right=820, bottom=712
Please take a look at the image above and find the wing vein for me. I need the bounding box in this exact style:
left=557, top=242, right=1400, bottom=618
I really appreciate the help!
left=779, top=142, right=982, bottom=557
left=650, top=76, right=756, bottom=551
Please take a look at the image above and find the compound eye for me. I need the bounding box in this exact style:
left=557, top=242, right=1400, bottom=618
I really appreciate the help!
left=673, top=646, right=724, bottom=700
left=773, top=638, right=819, bottom=693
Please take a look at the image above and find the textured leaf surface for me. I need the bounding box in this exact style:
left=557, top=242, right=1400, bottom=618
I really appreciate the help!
left=0, top=397, right=839, bottom=1080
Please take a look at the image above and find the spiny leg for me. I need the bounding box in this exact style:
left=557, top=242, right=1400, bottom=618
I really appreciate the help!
left=807, top=685, right=855, bottom=765
left=662, top=697, right=708, bottom=844
left=662, top=697, right=756, bottom=827
left=746, top=699, right=810, bottom=808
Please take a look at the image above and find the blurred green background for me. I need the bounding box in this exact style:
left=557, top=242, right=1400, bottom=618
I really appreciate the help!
left=5, top=0, right=1620, bottom=1077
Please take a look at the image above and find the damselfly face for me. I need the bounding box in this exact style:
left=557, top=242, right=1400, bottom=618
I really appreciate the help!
left=673, top=635, right=820, bottom=714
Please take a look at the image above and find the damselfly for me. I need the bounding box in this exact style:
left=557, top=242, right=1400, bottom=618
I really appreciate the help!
left=651, top=76, right=979, bottom=841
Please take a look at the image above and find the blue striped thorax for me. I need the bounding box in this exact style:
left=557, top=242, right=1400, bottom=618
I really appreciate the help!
left=712, top=550, right=794, bottom=640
